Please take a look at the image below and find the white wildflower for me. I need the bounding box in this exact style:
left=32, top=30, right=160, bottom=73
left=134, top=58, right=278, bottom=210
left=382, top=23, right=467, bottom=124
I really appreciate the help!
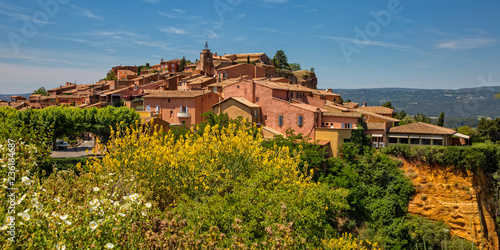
left=90, top=198, right=100, bottom=207
left=59, top=214, right=68, bottom=220
left=89, top=221, right=98, bottom=231
left=93, top=187, right=100, bottom=192
left=145, top=202, right=152, bottom=208
left=106, top=243, right=115, bottom=249
left=56, top=242, right=66, bottom=250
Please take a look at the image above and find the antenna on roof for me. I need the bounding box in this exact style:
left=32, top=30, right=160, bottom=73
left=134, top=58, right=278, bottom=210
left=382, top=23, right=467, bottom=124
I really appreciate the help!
left=204, top=36, right=209, bottom=50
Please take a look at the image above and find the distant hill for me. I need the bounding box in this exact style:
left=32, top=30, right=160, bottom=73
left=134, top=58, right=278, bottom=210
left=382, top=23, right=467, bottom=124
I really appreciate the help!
left=334, top=86, right=500, bottom=128
left=0, top=93, right=31, bottom=101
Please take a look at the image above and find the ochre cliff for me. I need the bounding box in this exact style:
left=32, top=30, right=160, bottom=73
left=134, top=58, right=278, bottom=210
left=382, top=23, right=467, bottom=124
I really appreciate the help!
left=402, top=161, right=498, bottom=250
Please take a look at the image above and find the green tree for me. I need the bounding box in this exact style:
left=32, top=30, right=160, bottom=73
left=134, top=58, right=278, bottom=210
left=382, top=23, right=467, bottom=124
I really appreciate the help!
left=90, top=106, right=140, bottom=145
left=394, top=110, right=407, bottom=120
left=477, top=118, right=500, bottom=142
left=104, top=70, right=117, bottom=80
left=289, top=63, right=301, bottom=71
left=413, top=113, right=431, bottom=123
left=33, top=87, right=48, bottom=96
left=382, top=101, right=394, bottom=110
left=262, top=128, right=328, bottom=177
left=247, top=55, right=250, bottom=64
left=179, top=56, right=187, bottom=72
left=437, top=112, right=445, bottom=126
left=310, top=67, right=315, bottom=72
left=271, top=50, right=289, bottom=70
left=145, top=63, right=150, bottom=68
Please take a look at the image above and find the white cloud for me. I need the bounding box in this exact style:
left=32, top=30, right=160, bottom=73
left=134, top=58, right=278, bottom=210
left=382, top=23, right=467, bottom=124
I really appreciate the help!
left=158, top=27, right=188, bottom=35
left=69, top=4, right=103, bottom=21
left=172, top=8, right=185, bottom=14
left=437, top=38, right=496, bottom=50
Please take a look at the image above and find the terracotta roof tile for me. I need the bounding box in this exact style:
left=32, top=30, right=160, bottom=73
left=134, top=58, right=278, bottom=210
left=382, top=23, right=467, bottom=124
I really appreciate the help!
left=144, top=90, right=211, bottom=98
left=323, top=111, right=362, bottom=118
left=365, top=122, right=386, bottom=130
left=255, top=80, right=314, bottom=92
left=389, top=122, right=457, bottom=135
left=358, top=106, right=394, bottom=115
left=213, top=97, right=260, bottom=108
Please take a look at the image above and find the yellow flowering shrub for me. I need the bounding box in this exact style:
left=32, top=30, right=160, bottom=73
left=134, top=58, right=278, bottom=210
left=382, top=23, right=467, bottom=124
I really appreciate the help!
left=96, top=123, right=316, bottom=209
left=1, top=122, right=350, bottom=248
left=323, top=233, right=381, bottom=250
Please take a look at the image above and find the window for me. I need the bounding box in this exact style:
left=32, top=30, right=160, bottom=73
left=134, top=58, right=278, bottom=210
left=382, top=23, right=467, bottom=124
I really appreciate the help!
left=168, top=98, right=170, bottom=103
left=156, top=105, right=159, bottom=112
left=256, top=97, right=259, bottom=102
left=170, top=110, right=173, bottom=118
left=218, top=73, right=221, bottom=79
left=290, top=92, right=293, bottom=98
left=264, top=115, right=267, bottom=121
left=213, top=87, right=217, bottom=93
left=223, top=73, right=227, bottom=80
left=433, top=139, right=443, bottom=146
left=410, top=138, right=420, bottom=145
left=388, top=137, right=398, bottom=144
left=237, top=85, right=240, bottom=89
left=421, top=139, right=431, bottom=145
left=343, top=139, right=351, bottom=143
left=399, top=138, right=409, bottom=144
left=254, top=109, right=258, bottom=118
left=180, top=106, right=188, bottom=113
left=298, top=115, right=304, bottom=126
left=343, top=123, right=352, bottom=129
left=146, top=105, right=151, bottom=111
left=278, top=115, right=283, bottom=126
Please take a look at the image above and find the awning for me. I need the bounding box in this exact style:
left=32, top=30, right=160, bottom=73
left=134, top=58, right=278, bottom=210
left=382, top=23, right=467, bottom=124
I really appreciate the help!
left=371, top=134, right=383, bottom=137
left=421, top=136, right=443, bottom=140
left=388, top=134, right=408, bottom=138
left=452, top=133, right=470, bottom=139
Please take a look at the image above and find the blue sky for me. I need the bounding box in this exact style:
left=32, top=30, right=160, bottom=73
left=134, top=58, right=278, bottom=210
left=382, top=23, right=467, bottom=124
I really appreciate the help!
left=1, top=0, right=499, bottom=94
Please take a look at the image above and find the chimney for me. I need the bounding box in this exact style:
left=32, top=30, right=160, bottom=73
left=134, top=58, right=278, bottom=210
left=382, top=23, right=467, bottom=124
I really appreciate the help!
left=214, top=52, right=217, bottom=57
left=327, top=88, right=332, bottom=93
left=161, top=58, right=164, bottom=63
left=363, top=102, right=367, bottom=107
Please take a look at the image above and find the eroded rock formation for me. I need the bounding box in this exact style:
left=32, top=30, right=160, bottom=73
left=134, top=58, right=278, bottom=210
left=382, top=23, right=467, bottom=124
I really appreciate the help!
left=402, top=161, right=498, bottom=249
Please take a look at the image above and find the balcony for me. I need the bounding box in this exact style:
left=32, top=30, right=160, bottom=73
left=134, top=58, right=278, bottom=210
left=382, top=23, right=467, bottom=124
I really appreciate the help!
left=177, top=112, right=190, bottom=118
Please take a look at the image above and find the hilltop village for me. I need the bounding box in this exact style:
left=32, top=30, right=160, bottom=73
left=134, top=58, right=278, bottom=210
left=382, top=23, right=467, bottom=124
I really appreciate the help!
left=1, top=44, right=469, bottom=156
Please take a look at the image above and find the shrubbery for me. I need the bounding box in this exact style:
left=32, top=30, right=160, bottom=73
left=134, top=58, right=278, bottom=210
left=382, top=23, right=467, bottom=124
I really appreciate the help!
left=1, top=122, right=351, bottom=248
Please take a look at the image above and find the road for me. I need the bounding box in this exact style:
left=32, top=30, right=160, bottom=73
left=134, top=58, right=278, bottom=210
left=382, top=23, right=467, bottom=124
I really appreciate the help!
left=51, top=139, right=102, bottom=159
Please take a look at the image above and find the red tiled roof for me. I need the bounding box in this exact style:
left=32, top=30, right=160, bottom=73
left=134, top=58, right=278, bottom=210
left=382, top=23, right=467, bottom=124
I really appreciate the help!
left=365, top=122, right=386, bottom=130
left=217, top=63, right=264, bottom=71
left=389, top=122, right=457, bottom=135
left=358, top=106, right=394, bottom=115
left=144, top=90, right=211, bottom=98
left=342, top=102, right=359, bottom=109
left=255, top=80, right=314, bottom=92
left=354, top=109, right=400, bottom=122
left=323, top=111, right=362, bottom=118
left=311, top=89, right=340, bottom=97
left=213, top=97, right=260, bottom=108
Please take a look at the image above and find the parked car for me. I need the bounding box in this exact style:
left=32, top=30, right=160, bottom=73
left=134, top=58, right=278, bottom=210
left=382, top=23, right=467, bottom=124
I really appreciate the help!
left=56, top=140, right=69, bottom=150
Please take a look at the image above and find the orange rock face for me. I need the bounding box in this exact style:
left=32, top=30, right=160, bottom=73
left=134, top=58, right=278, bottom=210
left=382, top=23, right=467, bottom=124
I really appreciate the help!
left=401, top=161, right=498, bottom=250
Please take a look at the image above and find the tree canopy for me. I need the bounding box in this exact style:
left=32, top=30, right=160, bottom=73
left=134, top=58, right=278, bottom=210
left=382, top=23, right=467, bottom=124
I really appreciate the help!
left=33, top=87, right=48, bottom=96
left=271, top=50, right=289, bottom=70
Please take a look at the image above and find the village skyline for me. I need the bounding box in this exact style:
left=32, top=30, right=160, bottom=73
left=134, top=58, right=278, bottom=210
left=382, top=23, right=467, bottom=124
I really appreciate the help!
left=1, top=0, right=500, bottom=94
